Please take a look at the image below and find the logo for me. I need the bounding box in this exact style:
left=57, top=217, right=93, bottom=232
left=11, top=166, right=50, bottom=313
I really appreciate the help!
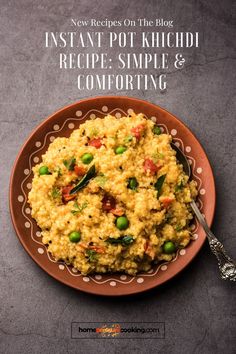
left=71, top=322, right=165, bottom=339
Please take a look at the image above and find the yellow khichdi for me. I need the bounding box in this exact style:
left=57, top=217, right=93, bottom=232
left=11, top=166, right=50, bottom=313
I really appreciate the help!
left=28, top=112, right=197, bottom=275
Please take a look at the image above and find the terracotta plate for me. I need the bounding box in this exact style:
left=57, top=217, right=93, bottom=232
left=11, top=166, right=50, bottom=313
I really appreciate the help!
left=9, top=96, right=215, bottom=296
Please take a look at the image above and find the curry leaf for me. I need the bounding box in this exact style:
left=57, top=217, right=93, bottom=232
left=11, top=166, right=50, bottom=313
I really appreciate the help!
left=106, top=235, right=134, bottom=246
left=154, top=174, right=167, bottom=197
left=69, top=165, right=96, bottom=194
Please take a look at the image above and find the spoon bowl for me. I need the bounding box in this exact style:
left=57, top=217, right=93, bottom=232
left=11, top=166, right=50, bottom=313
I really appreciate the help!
left=171, top=142, right=191, bottom=177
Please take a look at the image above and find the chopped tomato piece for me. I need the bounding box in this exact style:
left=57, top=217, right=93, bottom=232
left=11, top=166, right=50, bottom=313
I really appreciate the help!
left=161, top=197, right=174, bottom=208
left=62, top=185, right=76, bottom=202
left=144, top=240, right=149, bottom=252
left=79, top=243, right=105, bottom=254
left=102, top=195, right=116, bottom=211
left=79, top=243, right=87, bottom=249
left=74, top=165, right=86, bottom=176
left=144, top=242, right=155, bottom=260
left=110, top=208, right=124, bottom=216
left=131, top=124, right=145, bottom=140
left=88, top=138, right=102, bottom=149
left=143, top=158, right=160, bottom=175
left=88, top=245, right=105, bottom=254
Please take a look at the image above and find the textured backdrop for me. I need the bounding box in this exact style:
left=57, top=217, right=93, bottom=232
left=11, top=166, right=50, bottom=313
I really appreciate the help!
left=0, top=0, right=235, bottom=353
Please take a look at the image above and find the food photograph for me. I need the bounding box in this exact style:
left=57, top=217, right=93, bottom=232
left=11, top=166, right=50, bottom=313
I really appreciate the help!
left=1, top=1, right=236, bottom=353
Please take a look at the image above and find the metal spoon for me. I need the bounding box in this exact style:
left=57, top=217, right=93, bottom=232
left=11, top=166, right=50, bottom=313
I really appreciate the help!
left=171, top=142, right=236, bottom=281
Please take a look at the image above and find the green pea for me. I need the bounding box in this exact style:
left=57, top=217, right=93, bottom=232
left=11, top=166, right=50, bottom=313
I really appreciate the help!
left=116, top=216, right=129, bottom=230
left=153, top=125, right=161, bottom=135
left=115, top=146, right=127, bottom=154
left=69, top=231, right=81, bottom=243
left=81, top=153, right=93, bottom=164
left=163, top=241, right=176, bottom=254
left=39, top=166, right=50, bottom=175
left=127, top=177, right=138, bottom=190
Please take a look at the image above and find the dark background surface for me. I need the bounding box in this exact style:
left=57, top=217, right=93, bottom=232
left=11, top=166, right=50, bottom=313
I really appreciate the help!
left=0, top=0, right=235, bottom=353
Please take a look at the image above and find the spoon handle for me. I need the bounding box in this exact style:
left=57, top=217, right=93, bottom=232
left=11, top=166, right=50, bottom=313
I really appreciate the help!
left=190, top=201, right=236, bottom=281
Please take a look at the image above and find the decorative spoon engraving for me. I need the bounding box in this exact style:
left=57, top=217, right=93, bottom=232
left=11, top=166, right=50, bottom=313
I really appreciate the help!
left=171, top=143, right=236, bottom=281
